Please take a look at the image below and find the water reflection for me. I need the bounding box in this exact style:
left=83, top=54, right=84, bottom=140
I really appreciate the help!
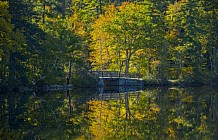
left=98, top=85, right=143, bottom=93
left=0, top=87, right=217, bottom=139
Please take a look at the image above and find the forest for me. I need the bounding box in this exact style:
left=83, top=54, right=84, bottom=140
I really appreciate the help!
left=0, top=0, right=218, bottom=90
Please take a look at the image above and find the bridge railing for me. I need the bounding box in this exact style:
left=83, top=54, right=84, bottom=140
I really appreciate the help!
left=90, top=70, right=140, bottom=78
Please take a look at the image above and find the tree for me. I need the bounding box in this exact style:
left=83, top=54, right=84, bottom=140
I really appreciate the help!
left=0, top=1, right=14, bottom=81
left=0, top=1, right=26, bottom=89
left=90, top=2, right=158, bottom=76
left=165, top=0, right=218, bottom=82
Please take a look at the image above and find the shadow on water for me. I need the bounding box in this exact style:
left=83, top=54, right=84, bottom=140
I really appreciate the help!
left=0, top=86, right=218, bottom=139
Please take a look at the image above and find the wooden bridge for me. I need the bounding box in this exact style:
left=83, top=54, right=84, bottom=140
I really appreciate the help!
left=90, top=71, right=144, bottom=87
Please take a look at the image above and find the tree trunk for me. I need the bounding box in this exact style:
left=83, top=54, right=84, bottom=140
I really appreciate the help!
left=99, top=0, right=102, bottom=14
left=42, top=0, right=45, bottom=24
left=67, top=60, right=72, bottom=85
left=67, top=90, right=72, bottom=115
left=125, top=93, right=130, bottom=120
left=210, top=48, right=214, bottom=72
left=213, top=46, right=216, bottom=72
left=178, top=52, right=183, bottom=78
left=148, top=57, right=152, bottom=77
left=125, top=50, right=130, bottom=77
left=62, top=0, right=66, bottom=18
left=8, top=52, right=15, bottom=89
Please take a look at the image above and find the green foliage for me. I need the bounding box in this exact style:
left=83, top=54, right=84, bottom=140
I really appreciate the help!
left=90, top=2, right=161, bottom=76
left=164, top=0, right=218, bottom=83
left=0, top=1, right=27, bottom=88
left=0, top=1, right=13, bottom=59
left=90, top=0, right=218, bottom=84
left=1, top=0, right=218, bottom=89
left=0, top=0, right=88, bottom=90
left=1, top=87, right=217, bottom=139
left=71, top=70, right=97, bottom=87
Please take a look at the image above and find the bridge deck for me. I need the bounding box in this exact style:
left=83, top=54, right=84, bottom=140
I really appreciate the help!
left=99, top=77, right=143, bottom=80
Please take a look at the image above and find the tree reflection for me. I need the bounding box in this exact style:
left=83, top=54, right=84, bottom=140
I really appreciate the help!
left=0, top=87, right=217, bottom=139
left=87, top=90, right=161, bottom=139
left=86, top=87, right=218, bottom=139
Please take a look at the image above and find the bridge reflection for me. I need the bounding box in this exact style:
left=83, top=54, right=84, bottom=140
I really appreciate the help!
left=97, top=85, right=144, bottom=101
left=98, top=85, right=143, bottom=94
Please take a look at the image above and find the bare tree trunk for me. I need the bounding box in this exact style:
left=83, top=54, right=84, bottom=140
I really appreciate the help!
left=125, top=93, right=130, bottom=120
left=42, top=0, right=45, bottom=24
left=9, top=52, right=15, bottom=89
left=125, top=50, right=130, bottom=77
left=67, top=90, right=72, bottom=115
left=178, top=52, right=183, bottom=77
left=67, top=60, right=72, bottom=85
left=210, top=49, right=213, bottom=72
left=209, top=92, right=215, bottom=121
left=148, top=57, right=152, bottom=77
left=99, top=0, right=102, bottom=14
left=136, top=92, right=140, bottom=105
left=213, top=46, right=216, bottom=72
left=62, top=0, right=66, bottom=18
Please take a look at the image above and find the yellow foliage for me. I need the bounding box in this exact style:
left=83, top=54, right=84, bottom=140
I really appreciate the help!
left=198, top=113, right=208, bottom=133
left=173, top=116, right=184, bottom=124
left=182, top=95, right=193, bottom=103
left=89, top=4, right=118, bottom=70
left=74, top=135, right=86, bottom=140
left=134, top=112, right=144, bottom=120
left=166, top=127, right=176, bottom=138
left=87, top=100, right=115, bottom=138
left=150, top=60, right=160, bottom=68
left=182, top=67, right=193, bottom=75
left=90, top=2, right=155, bottom=71
left=142, top=103, right=161, bottom=121
left=175, top=45, right=186, bottom=52
left=168, top=1, right=182, bottom=13
left=149, top=103, right=160, bottom=113
left=173, top=116, right=193, bottom=128
left=200, top=114, right=207, bottom=120
left=68, top=14, right=86, bottom=37
left=45, top=6, right=50, bottom=12
left=166, top=29, right=179, bottom=40
left=198, top=123, right=207, bottom=133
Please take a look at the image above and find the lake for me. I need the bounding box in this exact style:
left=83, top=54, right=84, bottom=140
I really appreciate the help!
left=0, top=86, right=217, bottom=139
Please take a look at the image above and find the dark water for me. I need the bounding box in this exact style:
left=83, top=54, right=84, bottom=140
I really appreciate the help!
left=0, top=86, right=218, bottom=140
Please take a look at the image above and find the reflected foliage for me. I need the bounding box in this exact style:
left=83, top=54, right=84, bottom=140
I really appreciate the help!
left=0, top=87, right=218, bottom=139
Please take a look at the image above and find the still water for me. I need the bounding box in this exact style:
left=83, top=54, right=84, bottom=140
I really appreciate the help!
left=0, top=86, right=217, bottom=140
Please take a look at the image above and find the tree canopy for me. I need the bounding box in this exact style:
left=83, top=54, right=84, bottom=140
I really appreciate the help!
left=0, top=0, right=218, bottom=90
